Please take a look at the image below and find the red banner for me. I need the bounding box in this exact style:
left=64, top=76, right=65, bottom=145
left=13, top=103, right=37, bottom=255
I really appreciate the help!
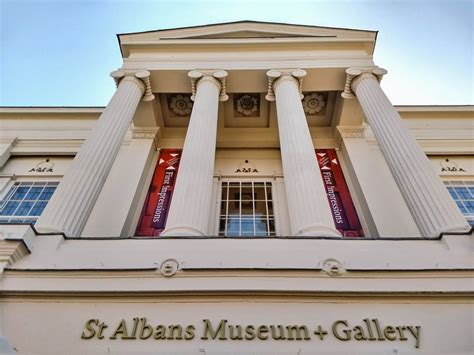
left=316, top=149, right=364, bottom=237
left=135, top=149, right=182, bottom=237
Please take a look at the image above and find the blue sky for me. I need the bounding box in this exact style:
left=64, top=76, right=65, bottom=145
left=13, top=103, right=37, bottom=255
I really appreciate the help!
left=0, top=0, right=472, bottom=106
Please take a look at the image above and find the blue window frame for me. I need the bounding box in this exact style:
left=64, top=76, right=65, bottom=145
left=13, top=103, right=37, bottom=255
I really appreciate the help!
left=445, top=181, right=474, bottom=227
left=0, top=181, right=59, bottom=224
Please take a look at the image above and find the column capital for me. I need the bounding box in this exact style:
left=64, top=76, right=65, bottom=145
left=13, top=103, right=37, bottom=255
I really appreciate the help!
left=265, top=69, right=306, bottom=101
left=188, top=70, right=228, bottom=101
left=110, top=70, right=155, bottom=101
left=341, top=67, right=387, bottom=99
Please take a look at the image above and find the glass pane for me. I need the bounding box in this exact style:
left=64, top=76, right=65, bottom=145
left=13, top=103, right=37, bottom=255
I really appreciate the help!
left=15, top=201, right=34, bottom=216
left=268, top=219, right=275, bottom=232
left=254, top=201, right=267, bottom=217
left=226, top=217, right=240, bottom=234
left=28, top=201, right=47, bottom=216
left=241, top=187, right=253, bottom=200
left=39, top=187, right=56, bottom=200
left=255, top=219, right=268, bottom=232
left=219, top=218, right=226, bottom=233
left=227, top=201, right=240, bottom=216
left=221, top=185, right=228, bottom=200
left=1, top=201, right=19, bottom=215
left=241, top=219, right=254, bottom=234
left=25, top=187, right=43, bottom=200
left=254, top=186, right=265, bottom=200
left=220, top=200, right=227, bottom=215
left=12, top=187, right=30, bottom=200
left=267, top=201, right=274, bottom=216
left=266, top=185, right=272, bottom=200
left=229, top=187, right=240, bottom=200
left=241, top=200, right=253, bottom=216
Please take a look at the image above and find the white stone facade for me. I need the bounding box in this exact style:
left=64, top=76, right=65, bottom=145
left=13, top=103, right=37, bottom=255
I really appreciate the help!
left=0, top=21, right=472, bottom=354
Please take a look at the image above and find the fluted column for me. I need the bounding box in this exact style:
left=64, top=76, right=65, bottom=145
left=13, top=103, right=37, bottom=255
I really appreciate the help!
left=266, top=69, right=341, bottom=237
left=161, top=70, right=227, bottom=236
left=36, top=70, right=154, bottom=237
left=343, top=67, right=471, bottom=238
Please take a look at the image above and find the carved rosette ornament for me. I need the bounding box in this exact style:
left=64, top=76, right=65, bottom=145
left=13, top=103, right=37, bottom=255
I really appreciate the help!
left=188, top=70, right=228, bottom=102
left=236, top=94, right=259, bottom=116
left=265, top=69, right=306, bottom=101
left=302, top=92, right=326, bottom=114
left=169, top=94, right=193, bottom=116
left=110, top=70, right=155, bottom=101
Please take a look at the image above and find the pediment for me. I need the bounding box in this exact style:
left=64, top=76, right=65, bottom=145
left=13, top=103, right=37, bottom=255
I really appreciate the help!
left=119, top=21, right=376, bottom=42
left=179, top=30, right=327, bottom=39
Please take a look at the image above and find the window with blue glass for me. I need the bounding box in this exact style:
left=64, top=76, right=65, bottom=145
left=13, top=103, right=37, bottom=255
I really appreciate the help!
left=445, top=181, right=474, bottom=227
left=0, top=181, right=59, bottom=224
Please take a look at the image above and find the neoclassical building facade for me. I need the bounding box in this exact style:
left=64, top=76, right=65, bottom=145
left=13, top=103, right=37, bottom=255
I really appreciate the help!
left=0, top=21, right=473, bottom=354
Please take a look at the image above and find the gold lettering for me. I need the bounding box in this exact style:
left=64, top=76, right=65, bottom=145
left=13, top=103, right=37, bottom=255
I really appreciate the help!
left=407, top=326, right=421, bottom=349
left=245, top=325, right=255, bottom=340
left=81, top=319, right=98, bottom=339
left=97, top=321, right=108, bottom=339
left=257, top=325, right=269, bottom=340
left=229, top=325, right=243, bottom=340
left=167, top=325, right=183, bottom=340
left=286, top=325, right=310, bottom=340
left=384, top=326, right=397, bottom=341
left=139, top=318, right=153, bottom=340
left=353, top=325, right=367, bottom=341
left=396, top=326, right=408, bottom=341
left=201, top=319, right=227, bottom=340
left=154, top=325, right=166, bottom=340
left=130, top=317, right=139, bottom=339
left=110, top=319, right=135, bottom=340
left=270, top=325, right=286, bottom=340
left=332, top=320, right=351, bottom=341
left=184, top=325, right=195, bottom=340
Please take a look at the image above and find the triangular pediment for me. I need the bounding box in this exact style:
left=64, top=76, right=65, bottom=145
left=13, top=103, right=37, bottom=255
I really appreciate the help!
left=117, top=21, right=377, bottom=57
left=180, top=30, right=330, bottom=39
left=119, top=20, right=375, bottom=42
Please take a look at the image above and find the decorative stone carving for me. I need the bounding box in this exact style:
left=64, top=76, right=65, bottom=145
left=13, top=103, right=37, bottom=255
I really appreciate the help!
left=265, top=69, right=306, bottom=101
left=28, top=158, right=54, bottom=173
left=188, top=70, right=228, bottom=102
left=110, top=70, right=155, bottom=101
left=440, top=158, right=467, bottom=173
left=302, top=92, right=326, bottom=115
left=234, top=160, right=259, bottom=173
left=159, top=258, right=180, bottom=277
left=341, top=67, right=386, bottom=99
left=235, top=94, right=259, bottom=117
left=169, top=94, right=193, bottom=116
left=322, top=258, right=344, bottom=277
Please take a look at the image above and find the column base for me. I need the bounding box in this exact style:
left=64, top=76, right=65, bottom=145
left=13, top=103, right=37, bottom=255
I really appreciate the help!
left=429, top=223, right=473, bottom=239
left=160, top=226, right=206, bottom=237
left=295, top=225, right=343, bottom=238
left=34, top=223, right=66, bottom=236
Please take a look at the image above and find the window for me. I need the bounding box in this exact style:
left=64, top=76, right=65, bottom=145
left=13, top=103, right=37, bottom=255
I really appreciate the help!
left=219, top=181, right=275, bottom=237
left=0, top=181, right=58, bottom=224
left=445, top=181, right=474, bottom=226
